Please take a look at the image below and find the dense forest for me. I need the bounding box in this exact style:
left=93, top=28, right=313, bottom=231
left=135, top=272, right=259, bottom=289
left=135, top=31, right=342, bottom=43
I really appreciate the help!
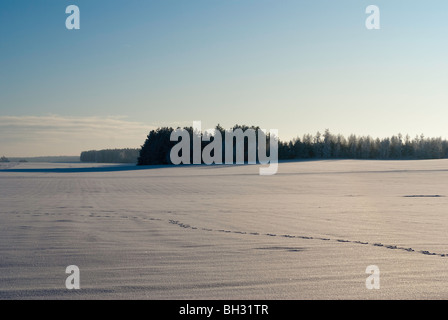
left=278, top=130, right=448, bottom=160
left=137, top=126, right=448, bottom=165
left=80, top=148, right=140, bottom=163
left=137, top=124, right=269, bottom=165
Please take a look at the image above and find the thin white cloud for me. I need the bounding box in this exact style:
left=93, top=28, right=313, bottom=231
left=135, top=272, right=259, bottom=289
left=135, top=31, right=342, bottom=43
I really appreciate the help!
left=0, top=115, right=156, bottom=157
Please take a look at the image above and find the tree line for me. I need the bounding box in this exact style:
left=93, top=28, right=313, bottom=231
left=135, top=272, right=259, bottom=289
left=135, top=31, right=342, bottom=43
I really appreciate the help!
left=80, top=148, right=140, bottom=163
left=278, top=130, right=448, bottom=160
left=137, top=124, right=264, bottom=165
left=137, top=126, right=448, bottom=165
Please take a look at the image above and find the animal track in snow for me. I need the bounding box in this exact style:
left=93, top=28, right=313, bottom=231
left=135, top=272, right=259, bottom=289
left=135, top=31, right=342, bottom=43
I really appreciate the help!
left=167, top=219, right=447, bottom=258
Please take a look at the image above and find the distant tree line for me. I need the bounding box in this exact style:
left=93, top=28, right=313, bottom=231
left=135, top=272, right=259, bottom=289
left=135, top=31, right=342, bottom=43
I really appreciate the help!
left=80, top=148, right=140, bottom=163
left=137, top=126, right=448, bottom=165
left=7, top=156, right=79, bottom=163
left=138, top=127, right=177, bottom=165
left=137, top=124, right=272, bottom=165
left=278, top=130, right=448, bottom=160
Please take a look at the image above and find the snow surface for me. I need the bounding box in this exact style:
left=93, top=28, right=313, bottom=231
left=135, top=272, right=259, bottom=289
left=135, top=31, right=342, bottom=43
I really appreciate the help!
left=1, top=159, right=448, bottom=299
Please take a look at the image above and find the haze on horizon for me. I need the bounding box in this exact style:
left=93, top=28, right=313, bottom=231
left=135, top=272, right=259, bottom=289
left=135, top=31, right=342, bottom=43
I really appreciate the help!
left=1, top=0, right=447, bottom=157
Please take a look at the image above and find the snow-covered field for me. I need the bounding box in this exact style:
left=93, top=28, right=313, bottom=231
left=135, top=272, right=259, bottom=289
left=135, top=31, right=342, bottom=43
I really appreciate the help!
left=1, top=159, right=448, bottom=299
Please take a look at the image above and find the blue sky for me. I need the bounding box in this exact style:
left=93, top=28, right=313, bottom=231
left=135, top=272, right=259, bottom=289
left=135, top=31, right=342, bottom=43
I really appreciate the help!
left=1, top=0, right=447, bottom=156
